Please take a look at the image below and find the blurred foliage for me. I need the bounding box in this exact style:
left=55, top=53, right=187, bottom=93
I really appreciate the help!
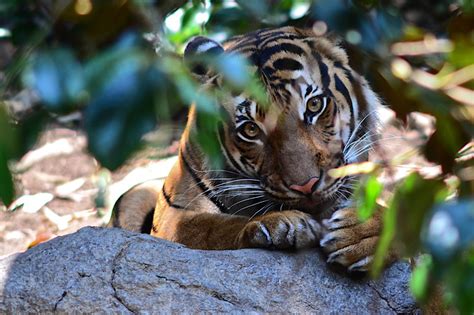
left=0, top=0, right=473, bottom=313
left=356, top=174, right=383, bottom=221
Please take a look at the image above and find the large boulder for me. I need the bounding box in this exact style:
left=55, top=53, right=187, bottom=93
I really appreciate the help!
left=0, top=227, right=419, bottom=314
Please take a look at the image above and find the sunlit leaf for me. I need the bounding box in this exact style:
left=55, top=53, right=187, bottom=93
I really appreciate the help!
left=449, top=37, right=472, bottom=67
left=94, top=169, right=111, bottom=210
left=410, top=255, right=433, bottom=301
left=371, top=196, right=396, bottom=277
left=182, top=5, right=199, bottom=27
left=328, top=161, right=379, bottom=178
left=357, top=174, right=383, bottom=221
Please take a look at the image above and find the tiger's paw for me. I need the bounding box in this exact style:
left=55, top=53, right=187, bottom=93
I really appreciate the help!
left=320, top=208, right=382, bottom=272
left=236, top=210, right=321, bottom=250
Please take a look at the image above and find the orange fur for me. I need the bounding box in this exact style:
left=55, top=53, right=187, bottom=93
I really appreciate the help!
left=112, top=27, right=391, bottom=271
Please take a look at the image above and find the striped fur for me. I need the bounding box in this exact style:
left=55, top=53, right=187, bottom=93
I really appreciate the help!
left=111, top=27, right=386, bottom=268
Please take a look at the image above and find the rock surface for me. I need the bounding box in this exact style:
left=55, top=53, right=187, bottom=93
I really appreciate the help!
left=0, top=227, right=419, bottom=314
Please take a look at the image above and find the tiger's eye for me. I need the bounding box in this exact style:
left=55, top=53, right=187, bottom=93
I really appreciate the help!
left=242, top=122, right=260, bottom=138
left=307, top=96, right=324, bottom=113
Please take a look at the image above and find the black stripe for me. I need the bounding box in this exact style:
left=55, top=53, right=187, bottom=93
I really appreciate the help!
left=260, top=34, right=304, bottom=50
left=259, top=30, right=285, bottom=39
left=237, top=100, right=252, bottom=117
left=325, top=176, right=344, bottom=191
left=334, top=62, right=362, bottom=132
left=140, top=208, right=154, bottom=234
left=161, top=184, right=184, bottom=209
left=180, top=150, right=227, bottom=213
left=231, top=47, right=255, bottom=55
left=279, top=43, right=306, bottom=55
left=239, top=156, right=254, bottom=172
left=335, top=74, right=355, bottom=134
left=236, top=115, right=247, bottom=123
left=259, top=43, right=305, bottom=66
left=334, top=61, right=355, bottom=83
left=273, top=58, right=303, bottom=71
left=280, top=90, right=291, bottom=104
left=305, top=85, right=313, bottom=97
left=304, top=111, right=315, bottom=125
left=313, top=53, right=330, bottom=90
left=332, top=100, right=338, bottom=116
left=262, top=66, right=275, bottom=77
left=217, top=122, right=245, bottom=173
left=248, top=52, right=260, bottom=67
left=259, top=32, right=287, bottom=47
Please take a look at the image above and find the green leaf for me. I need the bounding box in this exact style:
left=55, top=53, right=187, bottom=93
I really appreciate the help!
left=24, top=48, right=84, bottom=112
left=215, top=54, right=251, bottom=89
left=84, top=52, right=161, bottom=170
left=395, top=174, right=448, bottom=256
left=15, top=109, right=49, bottom=158
left=0, top=107, right=16, bottom=205
left=0, top=148, right=14, bottom=205
left=448, top=39, right=473, bottom=68
left=372, top=173, right=447, bottom=276
left=430, top=245, right=474, bottom=314
left=193, top=97, right=223, bottom=169
left=357, top=174, right=383, bottom=221
left=371, top=194, right=396, bottom=277
left=235, top=0, right=269, bottom=18
left=410, top=255, right=433, bottom=301
left=206, top=7, right=254, bottom=34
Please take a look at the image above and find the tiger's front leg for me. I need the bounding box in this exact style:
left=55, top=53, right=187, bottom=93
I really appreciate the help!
left=319, top=207, right=397, bottom=272
left=152, top=205, right=322, bottom=250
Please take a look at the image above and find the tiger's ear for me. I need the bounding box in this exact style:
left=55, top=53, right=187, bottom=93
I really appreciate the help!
left=184, top=36, right=224, bottom=81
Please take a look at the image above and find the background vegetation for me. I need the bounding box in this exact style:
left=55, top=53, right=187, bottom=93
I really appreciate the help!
left=0, top=0, right=473, bottom=313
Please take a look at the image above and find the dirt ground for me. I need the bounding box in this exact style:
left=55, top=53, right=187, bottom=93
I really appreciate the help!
left=0, top=123, right=182, bottom=258
left=0, top=110, right=435, bottom=258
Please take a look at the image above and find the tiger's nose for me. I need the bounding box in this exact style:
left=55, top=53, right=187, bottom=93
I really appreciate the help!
left=289, top=176, right=320, bottom=195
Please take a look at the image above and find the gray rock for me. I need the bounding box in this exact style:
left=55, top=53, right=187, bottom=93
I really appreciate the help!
left=0, top=227, right=419, bottom=314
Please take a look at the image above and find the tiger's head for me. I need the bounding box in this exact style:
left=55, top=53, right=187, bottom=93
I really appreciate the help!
left=184, top=27, right=382, bottom=214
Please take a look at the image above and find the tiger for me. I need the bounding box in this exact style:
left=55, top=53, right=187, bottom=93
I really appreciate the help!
left=110, top=26, right=393, bottom=272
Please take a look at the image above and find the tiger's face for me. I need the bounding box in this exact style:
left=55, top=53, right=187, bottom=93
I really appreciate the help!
left=185, top=27, right=381, bottom=213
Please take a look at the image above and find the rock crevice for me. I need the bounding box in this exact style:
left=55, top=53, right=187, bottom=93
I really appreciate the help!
left=111, top=239, right=136, bottom=314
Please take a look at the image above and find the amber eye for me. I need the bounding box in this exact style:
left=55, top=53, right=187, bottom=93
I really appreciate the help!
left=241, top=122, right=260, bottom=139
left=306, top=96, right=324, bottom=114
